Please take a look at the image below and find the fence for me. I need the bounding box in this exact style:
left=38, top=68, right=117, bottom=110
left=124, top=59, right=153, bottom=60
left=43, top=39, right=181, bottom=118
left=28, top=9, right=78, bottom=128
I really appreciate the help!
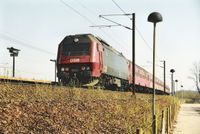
left=136, top=101, right=180, bottom=134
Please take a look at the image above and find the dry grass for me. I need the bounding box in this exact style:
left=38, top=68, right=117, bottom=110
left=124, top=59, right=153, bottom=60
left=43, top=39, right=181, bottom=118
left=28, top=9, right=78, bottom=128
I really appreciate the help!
left=0, top=82, right=179, bottom=134
left=0, top=82, right=134, bottom=102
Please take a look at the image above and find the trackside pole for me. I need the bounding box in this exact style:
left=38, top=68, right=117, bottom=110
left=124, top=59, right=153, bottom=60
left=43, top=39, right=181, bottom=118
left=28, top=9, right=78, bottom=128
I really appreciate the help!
left=132, top=13, right=136, bottom=96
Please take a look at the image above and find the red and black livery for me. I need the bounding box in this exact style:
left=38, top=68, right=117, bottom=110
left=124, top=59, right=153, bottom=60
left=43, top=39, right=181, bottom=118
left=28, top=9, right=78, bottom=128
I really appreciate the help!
left=57, top=34, right=169, bottom=94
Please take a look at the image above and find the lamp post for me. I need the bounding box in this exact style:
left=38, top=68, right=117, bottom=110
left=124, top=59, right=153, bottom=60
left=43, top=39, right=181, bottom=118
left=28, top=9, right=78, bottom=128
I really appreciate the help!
left=148, top=12, right=163, bottom=134
left=181, top=85, right=184, bottom=99
left=50, top=59, right=57, bottom=82
left=160, top=60, right=166, bottom=93
left=7, top=47, right=20, bottom=77
left=170, top=69, right=175, bottom=96
left=175, top=79, right=178, bottom=95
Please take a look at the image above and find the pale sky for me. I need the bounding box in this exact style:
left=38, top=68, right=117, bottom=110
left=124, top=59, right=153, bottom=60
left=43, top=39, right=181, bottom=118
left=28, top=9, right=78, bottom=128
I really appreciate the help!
left=0, top=0, right=200, bottom=91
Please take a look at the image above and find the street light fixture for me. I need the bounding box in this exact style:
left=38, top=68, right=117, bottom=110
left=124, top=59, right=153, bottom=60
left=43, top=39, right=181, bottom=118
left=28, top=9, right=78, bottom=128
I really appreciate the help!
left=170, top=69, right=175, bottom=96
left=50, top=59, right=57, bottom=82
left=7, top=47, right=20, bottom=77
left=160, top=60, right=166, bottom=93
left=175, top=79, right=178, bottom=94
left=148, top=12, right=163, bottom=134
left=181, top=85, right=184, bottom=99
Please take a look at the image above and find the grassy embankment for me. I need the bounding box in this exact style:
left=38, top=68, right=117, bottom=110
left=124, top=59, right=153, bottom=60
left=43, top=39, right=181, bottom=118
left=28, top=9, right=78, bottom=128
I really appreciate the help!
left=0, top=82, right=179, bottom=134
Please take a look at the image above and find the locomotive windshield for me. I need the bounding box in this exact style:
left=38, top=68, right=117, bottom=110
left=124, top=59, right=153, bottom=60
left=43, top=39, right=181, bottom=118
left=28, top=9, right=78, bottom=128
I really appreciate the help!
left=62, top=43, right=90, bottom=56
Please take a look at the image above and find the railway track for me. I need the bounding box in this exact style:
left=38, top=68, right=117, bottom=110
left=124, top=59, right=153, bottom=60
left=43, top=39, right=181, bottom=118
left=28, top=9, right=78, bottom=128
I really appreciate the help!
left=0, top=76, right=121, bottom=91
left=0, top=76, right=102, bottom=90
left=0, top=76, right=169, bottom=95
left=0, top=76, right=53, bottom=85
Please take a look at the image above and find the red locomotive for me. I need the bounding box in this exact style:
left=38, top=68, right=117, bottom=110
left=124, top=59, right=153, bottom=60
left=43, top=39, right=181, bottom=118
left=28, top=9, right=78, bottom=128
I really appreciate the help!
left=57, top=34, right=169, bottom=94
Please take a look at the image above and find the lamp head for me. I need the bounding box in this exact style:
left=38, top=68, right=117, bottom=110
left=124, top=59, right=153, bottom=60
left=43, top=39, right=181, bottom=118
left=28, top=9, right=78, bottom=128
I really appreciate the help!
left=148, top=12, right=163, bottom=23
left=170, top=69, right=175, bottom=73
left=50, top=59, right=56, bottom=62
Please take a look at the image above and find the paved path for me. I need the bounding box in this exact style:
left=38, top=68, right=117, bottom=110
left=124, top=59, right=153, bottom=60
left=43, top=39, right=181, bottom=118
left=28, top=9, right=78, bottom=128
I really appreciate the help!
left=173, top=104, right=200, bottom=134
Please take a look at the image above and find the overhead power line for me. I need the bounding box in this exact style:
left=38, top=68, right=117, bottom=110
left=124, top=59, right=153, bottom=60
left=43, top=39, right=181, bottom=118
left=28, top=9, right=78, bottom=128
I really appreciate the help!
left=60, top=0, right=95, bottom=25
left=0, top=33, right=55, bottom=55
left=111, top=0, right=153, bottom=50
left=60, top=0, right=130, bottom=54
left=99, top=15, right=132, bottom=30
left=76, top=0, right=133, bottom=50
left=74, top=0, right=98, bottom=18
left=90, top=25, right=120, bottom=28
left=136, top=29, right=152, bottom=50
left=111, top=0, right=131, bottom=20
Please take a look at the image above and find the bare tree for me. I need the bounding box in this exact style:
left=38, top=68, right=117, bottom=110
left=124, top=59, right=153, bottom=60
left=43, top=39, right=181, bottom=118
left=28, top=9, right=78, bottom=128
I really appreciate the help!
left=191, top=62, right=200, bottom=94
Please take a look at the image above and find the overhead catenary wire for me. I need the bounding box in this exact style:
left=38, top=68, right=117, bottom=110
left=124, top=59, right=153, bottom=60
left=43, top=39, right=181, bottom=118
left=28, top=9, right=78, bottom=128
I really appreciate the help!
left=60, top=0, right=95, bottom=25
left=73, top=0, right=132, bottom=54
left=90, top=25, right=120, bottom=28
left=73, top=0, right=99, bottom=18
left=73, top=0, right=133, bottom=49
left=61, top=0, right=130, bottom=49
left=110, top=0, right=166, bottom=86
left=99, top=15, right=132, bottom=30
left=111, top=0, right=131, bottom=20
left=111, top=0, right=153, bottom=51
left=60, top=0, right=130, bottom=55
left=0, top=33, right=55, bottom=55
left=111, top=0, right=166, bottom=66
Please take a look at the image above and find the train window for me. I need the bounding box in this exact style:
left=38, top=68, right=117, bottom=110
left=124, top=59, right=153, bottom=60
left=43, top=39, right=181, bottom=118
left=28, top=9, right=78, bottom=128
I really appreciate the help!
left=62, top=43, right=90, bottom=56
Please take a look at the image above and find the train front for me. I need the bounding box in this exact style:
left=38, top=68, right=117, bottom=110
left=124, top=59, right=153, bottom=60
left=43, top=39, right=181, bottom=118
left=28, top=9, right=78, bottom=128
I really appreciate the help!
left=57, top=34, right=102, bottom=86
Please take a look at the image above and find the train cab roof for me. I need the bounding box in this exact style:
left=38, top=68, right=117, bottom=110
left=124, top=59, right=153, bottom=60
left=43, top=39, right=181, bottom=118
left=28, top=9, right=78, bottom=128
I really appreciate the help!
left=61, top=34, right=128, bottom=60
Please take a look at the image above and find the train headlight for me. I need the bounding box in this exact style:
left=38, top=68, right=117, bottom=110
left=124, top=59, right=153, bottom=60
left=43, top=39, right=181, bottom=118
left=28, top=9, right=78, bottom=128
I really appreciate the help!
left=61, top=67, right=64, bottom=71
left=86, top=66, right=90, bottom=70
left=74, top=38, right=79, bottom=43
left=81, top=66, right=86, bottom=71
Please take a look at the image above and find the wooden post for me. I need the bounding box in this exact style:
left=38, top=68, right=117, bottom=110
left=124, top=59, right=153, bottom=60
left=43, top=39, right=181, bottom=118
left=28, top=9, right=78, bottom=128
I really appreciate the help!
left=169, top=106, right=171, bottom=128
left=161, top=110, right=165, bottom=134
left=171, top=104, right=174, bottom=121
left=136, top=128, right=143, bottom=134
left=166, top=107, right=170, bottom=134
left=173, top=104, right=175, bottom=120
left=175, top=103, right=177, bottom=117
left=154, top=115, right=157, bottom=134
